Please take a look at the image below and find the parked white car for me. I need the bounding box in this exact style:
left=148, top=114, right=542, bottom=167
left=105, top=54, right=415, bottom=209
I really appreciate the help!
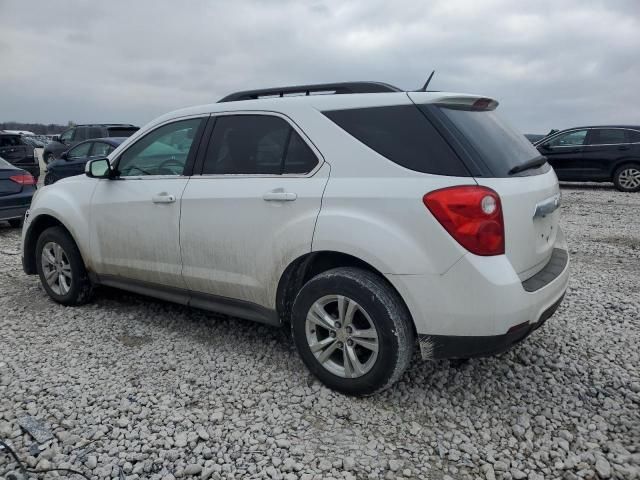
left=22, top=82, right=569, bottom=395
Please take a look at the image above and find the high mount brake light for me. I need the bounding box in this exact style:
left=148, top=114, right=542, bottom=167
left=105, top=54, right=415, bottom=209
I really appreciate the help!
left=423, top=186, right=505, bottom=256
left=9, top=174, right=37, bottom=186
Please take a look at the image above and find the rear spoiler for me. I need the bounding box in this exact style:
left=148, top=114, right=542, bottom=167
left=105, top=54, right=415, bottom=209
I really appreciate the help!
left=433, top=96, right=499, bottom=111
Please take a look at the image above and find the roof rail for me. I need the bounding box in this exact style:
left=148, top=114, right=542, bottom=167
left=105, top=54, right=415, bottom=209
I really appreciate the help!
left=218, top=81, right=402, bottom=103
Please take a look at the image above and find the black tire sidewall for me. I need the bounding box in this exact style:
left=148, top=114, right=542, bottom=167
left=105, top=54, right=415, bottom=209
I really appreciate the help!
left=35, top=227, right=88, bottom=305
left=292, top=268, right=411, bottom=396
left=44, top=173, right=57, bottom=185
left=613, top=164, right=640, bottom=192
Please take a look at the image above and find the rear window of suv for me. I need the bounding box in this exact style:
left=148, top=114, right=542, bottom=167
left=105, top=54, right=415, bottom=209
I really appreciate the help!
left=107, top=127, right=139, bottom=137
left=323, top=105, right=470, bottom=176
left=431, top=106, right=544, bottom=177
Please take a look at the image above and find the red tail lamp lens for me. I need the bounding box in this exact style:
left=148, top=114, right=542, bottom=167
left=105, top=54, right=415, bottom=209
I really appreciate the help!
left=423, top=186, right=505, bottom=256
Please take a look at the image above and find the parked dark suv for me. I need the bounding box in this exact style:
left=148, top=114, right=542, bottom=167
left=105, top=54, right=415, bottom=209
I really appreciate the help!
left=43, top=124, right=138, bottom=164
left=536, top=126, right=640, bottom=192
left=0, top=132, right=40, bottom=180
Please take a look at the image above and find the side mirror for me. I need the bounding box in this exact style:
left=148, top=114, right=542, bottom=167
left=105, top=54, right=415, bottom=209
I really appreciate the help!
left=85, top=157, right=111, bottom=179
left=52, top=135, right=60, bottom=142
left=60, top=151, right=69, bottom=160
left=539, top=143, right=551, bottom=150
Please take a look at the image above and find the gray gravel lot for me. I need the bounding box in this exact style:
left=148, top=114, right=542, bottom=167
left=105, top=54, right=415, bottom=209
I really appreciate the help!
left=1, top=184, right=639, bottom=480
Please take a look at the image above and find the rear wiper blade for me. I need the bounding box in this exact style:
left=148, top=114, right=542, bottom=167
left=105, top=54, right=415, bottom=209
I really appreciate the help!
left=509, top=156, right=547, bottom=175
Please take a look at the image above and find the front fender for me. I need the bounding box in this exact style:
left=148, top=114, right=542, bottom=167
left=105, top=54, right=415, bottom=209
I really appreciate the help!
left=23, top=178, right=97, bottom=271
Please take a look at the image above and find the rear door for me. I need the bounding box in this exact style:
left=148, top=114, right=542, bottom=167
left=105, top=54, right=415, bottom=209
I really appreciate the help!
left=582, top=128, right=629, bottom=179
left=538, top=129, right=589, bottom=180
left=180, top=112, right=328, bottom=309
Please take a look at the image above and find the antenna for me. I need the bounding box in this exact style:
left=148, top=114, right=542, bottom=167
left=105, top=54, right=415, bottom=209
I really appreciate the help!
left=420, top=70, right=435, bottom=91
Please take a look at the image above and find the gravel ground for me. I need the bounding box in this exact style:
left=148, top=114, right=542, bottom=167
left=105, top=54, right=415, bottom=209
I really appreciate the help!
left=1, top=184, right=639, bottom=480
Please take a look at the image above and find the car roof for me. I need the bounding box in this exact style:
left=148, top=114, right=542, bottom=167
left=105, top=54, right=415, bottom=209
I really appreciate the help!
left=558, top=125, right=640, bottom=131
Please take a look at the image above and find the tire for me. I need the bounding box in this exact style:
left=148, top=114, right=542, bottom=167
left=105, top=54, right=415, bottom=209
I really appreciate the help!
left=8, top=218, right=23, bottom=228
left=613, top=164, right=640, bottom=192
left=35, top=226, right=93, bottom=305
left=45, top=153, right=56, bottom=164
left=44, top=173, right=59, bottom=185
left=291, top=267, right=414, bottom=396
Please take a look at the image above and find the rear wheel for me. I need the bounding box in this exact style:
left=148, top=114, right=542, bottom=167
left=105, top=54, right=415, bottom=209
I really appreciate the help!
left=8, top=218, right=23, bottom=228
left=292, top=267, right=414, bottom=396
left=613, top=164, right=640, bottom=192
left=35, top=226, right=93, bottom=305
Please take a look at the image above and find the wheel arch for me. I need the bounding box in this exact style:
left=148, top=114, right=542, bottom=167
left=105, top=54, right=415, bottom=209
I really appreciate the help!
left=275, top=250, right=416, bottom=333
left=611, top=159, right=640, bottom=178
left=23, top=214, right=85, bottom=275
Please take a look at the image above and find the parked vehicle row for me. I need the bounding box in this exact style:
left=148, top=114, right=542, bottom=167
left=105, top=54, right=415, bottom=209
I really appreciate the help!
left=22, top=82, right=570, bottom=395
left=43, top=124, right=139, bottom=164
left=44, top=137, right=125, bottom=185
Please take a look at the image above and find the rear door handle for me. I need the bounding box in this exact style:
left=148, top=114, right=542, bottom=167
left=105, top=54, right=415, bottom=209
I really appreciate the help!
left=618, top=145, right=630, bottom=151
left=152, top=193, right=176, bottom=204
left=263, top=189, right=297, bottom=201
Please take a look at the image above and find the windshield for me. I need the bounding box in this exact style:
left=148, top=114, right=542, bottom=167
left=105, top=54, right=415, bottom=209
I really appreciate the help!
left=437, top=107, right=543, bottom=177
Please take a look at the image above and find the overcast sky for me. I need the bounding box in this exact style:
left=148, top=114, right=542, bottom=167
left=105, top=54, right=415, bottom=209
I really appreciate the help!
left=1, top=0, right=638, bottom=133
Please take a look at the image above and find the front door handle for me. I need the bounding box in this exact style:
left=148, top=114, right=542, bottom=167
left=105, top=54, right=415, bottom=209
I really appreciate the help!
left=152, top=193, right=176, bottom=204
left=618, top=145, right=630, bottom=151
left=263, top=189, right=297, bottom=202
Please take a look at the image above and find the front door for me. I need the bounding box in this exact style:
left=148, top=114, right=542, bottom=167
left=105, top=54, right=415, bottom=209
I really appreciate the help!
left=541, top=129, right=588, bottom=180
left=89, top=117, right=205, bottom=288
left=180, top=113, right=328, bottom=310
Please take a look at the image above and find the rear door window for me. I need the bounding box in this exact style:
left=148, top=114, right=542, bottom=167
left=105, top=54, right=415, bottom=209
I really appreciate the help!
left=73, top=127, right=89, bottom=142
left=323, top=105, right=469, bottom=176
left=588, top=129, right=627, bottom=145
left=202, top=115, right=318, bottom=175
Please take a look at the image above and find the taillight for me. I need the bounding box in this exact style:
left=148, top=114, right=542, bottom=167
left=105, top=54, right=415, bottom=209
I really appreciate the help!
left=423, top=186, right=505, bottom=256
left=9, top=174, right=37, bottom=186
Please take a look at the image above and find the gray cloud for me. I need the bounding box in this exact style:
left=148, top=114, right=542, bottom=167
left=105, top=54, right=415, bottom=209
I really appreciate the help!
left=1, top=0, right=638, bottom=133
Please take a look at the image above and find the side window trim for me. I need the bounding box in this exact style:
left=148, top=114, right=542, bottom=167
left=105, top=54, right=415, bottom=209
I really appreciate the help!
left=111, top=115, right=208, bottom=179
left=195, top=111, right=322, bottom=177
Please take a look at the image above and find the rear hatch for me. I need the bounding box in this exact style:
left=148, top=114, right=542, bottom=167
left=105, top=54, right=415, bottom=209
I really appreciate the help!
left=409, top=92, right=561, bottom=279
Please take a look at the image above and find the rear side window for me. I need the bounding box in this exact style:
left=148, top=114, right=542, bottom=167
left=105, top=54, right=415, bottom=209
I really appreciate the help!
left=628, top=130, right=640, bottom=143
left=107, top=127, right=139, bottom=137
left=323, top=105, right=469, bottom=176
left=73, top=127, right=89, bottom=142
left=202, top=115, right=318, bottom=175
left=588, top=129, right=627, bottom=145
left=435, top=107, right=542, bottom=177
left=88, top=127, right=103, bottom=139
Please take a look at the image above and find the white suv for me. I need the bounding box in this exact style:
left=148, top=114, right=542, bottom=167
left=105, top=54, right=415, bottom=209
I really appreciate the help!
left=22, top=82, right=569, bottom=395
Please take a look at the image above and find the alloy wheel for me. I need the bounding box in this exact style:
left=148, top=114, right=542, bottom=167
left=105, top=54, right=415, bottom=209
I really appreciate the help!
left=41, top=241, right=72, bottom=295
left=305, top=294, right=379, bottom=378
left=618, top=167, right=640, bottom=190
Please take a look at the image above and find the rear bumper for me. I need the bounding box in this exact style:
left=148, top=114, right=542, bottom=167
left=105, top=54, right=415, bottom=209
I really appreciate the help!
left=419, top=294, right=564, bottom=359
left=386, top=227, right=570, bottom=359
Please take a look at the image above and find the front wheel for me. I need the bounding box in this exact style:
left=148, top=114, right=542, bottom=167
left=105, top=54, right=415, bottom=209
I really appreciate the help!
left=45, top=153, right=56, bottom=164
left=292, top=267, right=414, bottom=396
left=44, top=172, right=59, bottom=185
left=35, top=226, right=93, bottom=305
left=613, top=164, right=640, bottom=192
